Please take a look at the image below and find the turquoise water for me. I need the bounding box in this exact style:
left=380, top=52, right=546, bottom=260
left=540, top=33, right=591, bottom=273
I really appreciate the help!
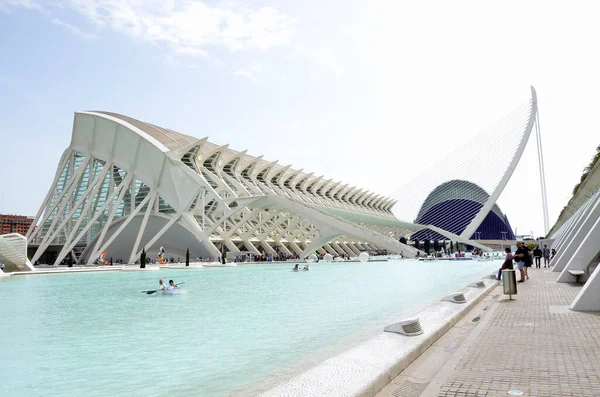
left=0, top=260, right=500, bottom=397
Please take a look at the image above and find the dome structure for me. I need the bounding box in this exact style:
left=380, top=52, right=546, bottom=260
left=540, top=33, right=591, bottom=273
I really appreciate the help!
left=411, top=180, right=516, bottom=241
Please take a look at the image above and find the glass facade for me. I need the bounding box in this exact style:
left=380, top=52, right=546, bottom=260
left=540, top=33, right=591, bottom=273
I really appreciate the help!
left=36, top=152, right=157, bottom=248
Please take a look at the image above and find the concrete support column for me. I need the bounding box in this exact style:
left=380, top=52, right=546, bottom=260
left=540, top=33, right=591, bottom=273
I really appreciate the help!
left=557, top=205, right=600, bottom=283
left=552, top=213, right=579, bottom=250
left=259, top=241, right=276, bottom=254
left=242, top=240, right=261, bottom=255
left=570, top=260, right=600, bottom=311
left=287, top=241, right=303, bottom=256
left=274, top=240, right=292, bottom=256
left=346, top=243, right=361, bottom=256
left=552, top=192, right=600, bottom=273
left=553, top=211, right=582, bottom=253
left=299, top=229, right=340, bottom=258
left=329, top=242, right=347, bottom=256
left=323, top=244, right=338, bottom=256
left=339, top=243, right=355, bottom=257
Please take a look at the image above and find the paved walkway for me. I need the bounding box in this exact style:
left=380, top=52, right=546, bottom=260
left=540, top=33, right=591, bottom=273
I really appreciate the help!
left=377, top=267, right=600, bottom=397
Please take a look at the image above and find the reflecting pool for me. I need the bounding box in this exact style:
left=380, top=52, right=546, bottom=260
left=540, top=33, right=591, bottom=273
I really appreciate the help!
left=0, top=259, right=500, bottom=397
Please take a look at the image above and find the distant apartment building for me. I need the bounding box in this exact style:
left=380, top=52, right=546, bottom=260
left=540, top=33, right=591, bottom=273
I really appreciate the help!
left=0, top=214, right=34, bottom=236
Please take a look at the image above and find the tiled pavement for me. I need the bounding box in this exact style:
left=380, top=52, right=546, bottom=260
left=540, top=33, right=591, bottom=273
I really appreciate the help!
left=436, top=268, right=600, bottom=397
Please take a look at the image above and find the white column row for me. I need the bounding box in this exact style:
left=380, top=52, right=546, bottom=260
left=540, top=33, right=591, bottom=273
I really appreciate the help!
left=549, top=188, right=600, bottom=311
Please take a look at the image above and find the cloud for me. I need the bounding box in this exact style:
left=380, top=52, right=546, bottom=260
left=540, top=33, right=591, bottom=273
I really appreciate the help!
left=3, top=1, right=294, bottom=58
left=232, top=62, right=264, bottom=83
left=310, top=49, right=343, bottom=76
left=0, top=0, right=42, bottom=14
left=233, top=70, right=257, bottom=83
left=51, top=17, right=98, bottom=40
left=233, top=70, right=252, bottom=78
left=288, top=46, right=344, bottom=77
left=250, top=61, right=264, bottom=73
left=2, top=0, right=97, bottom=39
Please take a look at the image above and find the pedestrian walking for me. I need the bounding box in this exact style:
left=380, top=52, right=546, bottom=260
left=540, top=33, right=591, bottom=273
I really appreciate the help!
left=533, top=245, right=542, bottom=268
left=542, top=245, right=550, bottom=267
left=523, top=243, right=533, bottom=279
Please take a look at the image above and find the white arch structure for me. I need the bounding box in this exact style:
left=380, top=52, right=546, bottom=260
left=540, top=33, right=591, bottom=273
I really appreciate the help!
left=25, top=111, right=493, bottom=266
left=389, top=87, right=538, bottom=240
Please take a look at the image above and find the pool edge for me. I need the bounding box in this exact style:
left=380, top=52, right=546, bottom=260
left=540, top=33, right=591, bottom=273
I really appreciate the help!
left=358, top=279, right=498, bottom=397
left=259, top=275, right=499, bottom=397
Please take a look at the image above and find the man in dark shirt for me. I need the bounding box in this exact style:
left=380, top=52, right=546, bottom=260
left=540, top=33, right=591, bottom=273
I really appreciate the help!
left=514, top=242, right=527, bottom=282
left=543, top=245, right=551, bottom=267
left=523, top=243, right=533, bottom=279
left=533, top=245, right=543, bottom=268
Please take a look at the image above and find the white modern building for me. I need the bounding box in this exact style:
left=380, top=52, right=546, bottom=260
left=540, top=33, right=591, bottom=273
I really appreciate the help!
left=10, top=87, right=542, bottom=267
left=548, top=153, right=600, bottom=311
left=23, top=110, right=507, bottom=266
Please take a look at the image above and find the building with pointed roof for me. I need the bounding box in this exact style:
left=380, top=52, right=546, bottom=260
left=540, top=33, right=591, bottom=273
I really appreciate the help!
left=25, top=110, right=498, bottom=266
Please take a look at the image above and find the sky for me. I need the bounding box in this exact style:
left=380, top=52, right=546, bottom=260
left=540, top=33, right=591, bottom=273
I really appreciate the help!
left=0, top=0, right=599, bottom=238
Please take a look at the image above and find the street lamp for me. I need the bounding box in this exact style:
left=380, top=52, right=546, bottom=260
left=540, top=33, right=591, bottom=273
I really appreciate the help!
left=500, top=231, right=507, bottom=251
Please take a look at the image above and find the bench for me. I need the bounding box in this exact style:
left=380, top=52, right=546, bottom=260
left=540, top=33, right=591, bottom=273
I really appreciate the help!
left=568, top=269, right=585, bottom=283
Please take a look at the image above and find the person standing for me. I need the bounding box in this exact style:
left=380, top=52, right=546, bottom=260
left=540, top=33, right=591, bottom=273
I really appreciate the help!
left=542, top=245, right=551, bottom=267
left=514, top=242, right=527, bottom=283
left=533, top=245, right=543, bottom=268
left=522, top=243, right=533, bottom=279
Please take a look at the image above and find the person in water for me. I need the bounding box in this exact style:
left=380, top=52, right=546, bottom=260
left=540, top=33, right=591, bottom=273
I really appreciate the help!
left=166, top=279, right=179, bottom=291
left=293, top=264, right=300, bottom=271
left=158, top=279, right=166, bottom=290
left=303, top=264, right=309, bottom=271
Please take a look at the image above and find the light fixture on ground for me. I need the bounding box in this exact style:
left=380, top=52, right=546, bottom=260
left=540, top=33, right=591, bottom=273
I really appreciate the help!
left=384, top=318, right=423, bottom=336
left=441, top=292, right=467, bottom=304
left=468, top=281, right=485, bottom=288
